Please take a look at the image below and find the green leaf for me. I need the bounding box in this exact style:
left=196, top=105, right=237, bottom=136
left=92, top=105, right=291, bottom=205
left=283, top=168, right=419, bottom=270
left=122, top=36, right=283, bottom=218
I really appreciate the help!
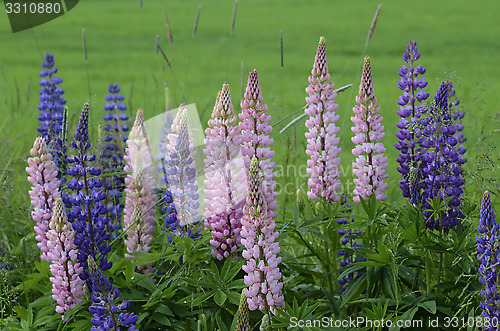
left=214, top=290, right=227, bottom=306
left=418, top=301, right=436, bottom=314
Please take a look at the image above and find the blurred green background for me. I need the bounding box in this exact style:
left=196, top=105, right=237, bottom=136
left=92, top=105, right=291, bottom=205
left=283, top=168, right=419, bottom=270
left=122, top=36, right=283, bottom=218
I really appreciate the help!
left=0, top=0, right=499, bottom=208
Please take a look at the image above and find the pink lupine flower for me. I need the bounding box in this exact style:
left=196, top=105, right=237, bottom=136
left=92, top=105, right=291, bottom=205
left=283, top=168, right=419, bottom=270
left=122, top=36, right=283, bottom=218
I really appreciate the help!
left=239, top=69, right=277, bottom=218
left=26, top=136, right=61, bottom=262
left=46, top=198, right=84, bottom=320
left=204, top=83, right=246, bottom=260
left=351, top=56, right=388, bottom=203
left=241, top=157, right=284, bottom=312
left=304, top=37, right=342, bottom=203
left=123, top=109, right=156, bottom=274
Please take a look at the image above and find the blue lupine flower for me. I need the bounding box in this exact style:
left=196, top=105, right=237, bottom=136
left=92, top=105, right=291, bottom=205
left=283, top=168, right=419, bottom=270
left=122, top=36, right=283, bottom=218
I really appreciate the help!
left=395, top=41, right=430, bottom=205
left=420, top=82, right=466, bottom=228
left=64, top=103, right=112, bottom=285
left=37, top=53, right=67, bottom=178
left=476, top=191, right=499, bottom=328
left=88, top=257, right=139, bottom=331
left=102, top=84, right=129, bottom=239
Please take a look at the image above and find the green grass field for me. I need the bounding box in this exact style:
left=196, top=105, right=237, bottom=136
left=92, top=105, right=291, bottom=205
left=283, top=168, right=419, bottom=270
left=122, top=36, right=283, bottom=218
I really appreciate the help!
left=0, top=0, right=499, bottom=207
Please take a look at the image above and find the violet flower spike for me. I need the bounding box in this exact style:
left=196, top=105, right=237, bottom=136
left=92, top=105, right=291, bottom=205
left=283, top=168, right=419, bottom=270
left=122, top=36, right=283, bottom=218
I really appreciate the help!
left=304, top=37, right=342, bottom=203
left=204, top=83, right=246, bottom=260
left=123, top=109, right=157, bottom=274
left=239, top=69, right=278, bottom=218
left=26, top=136, right=61, bottom=262
left=46, top=198, right=84, bottom=319
left=351, top=56, right=388, bottom=202
left=241, top=157, right=284, bottom=312
left=476, top=191, right=499, bottom=325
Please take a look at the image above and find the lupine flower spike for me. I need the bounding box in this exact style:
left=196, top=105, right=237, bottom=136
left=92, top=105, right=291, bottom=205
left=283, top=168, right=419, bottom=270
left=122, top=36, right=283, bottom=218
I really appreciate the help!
left=239, top=69, right=278, bottom=218
left=304, top=37, right=342, bottom=203
left=476, top=191, right=499, bottom=326
left=395, top=41, right=430, bottom=205
left=420, top=82, right=466, bottom=228
left=351, top=56, right=388, bottom=202
left=102, top=83, right=129, bottom=239
left=241, top=157, right=284, bottom=312
left=26, top=136, right=61, bottom=262
left=65, top=103, right=112, bottom=284
left=88, top=256, right=139, bottom=331
left=46, top=198, right=84, bottom=319
left=204, top=83, right=246, bottom=260
left=37, top=53, right=67, bottom=177
left=123, top=109, right=156, bottom=274
left=165, top=105, right=201, bottom=239
left=236, top=289, right=250, bottom=331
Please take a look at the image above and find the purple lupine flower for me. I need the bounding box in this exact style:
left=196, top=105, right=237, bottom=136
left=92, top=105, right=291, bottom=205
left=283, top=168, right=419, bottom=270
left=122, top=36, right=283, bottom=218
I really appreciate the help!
left=88, top=256, right=139, bottom=331
left=123, top=109, right=156, bottom=275
left=165, top=105, right=201, bottom=240
left=420, top=82, right=466, bottom=228
left=37, top=54, right=67, bottom=178
left=102, top=83, right=129, bottom=239
left=204, top=83, right=246, bottom=260
left=351, top=56, right=388, bottom=203
left=46, top=198, right=84, bottom=319
left=476, top=191, right=499, bottom=327
left=65, top=103, right=112, bottom=285
left=336, top=197, right=366, bottom=294
left=26, top=136, right=61, bottom=262
left=156, top=108, right=178, bottom=233
left=239, top=69, right=278, bottom=218
left=241, top=157, right=284, bottom=312
left=304, top=37, right=342, bottom=203
left=395, top=41, right=430, bottom=205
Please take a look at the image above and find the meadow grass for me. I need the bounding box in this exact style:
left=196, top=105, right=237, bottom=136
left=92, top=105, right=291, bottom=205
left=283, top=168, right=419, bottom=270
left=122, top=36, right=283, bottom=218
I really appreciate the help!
left=0, top=0, right=499, bottom=211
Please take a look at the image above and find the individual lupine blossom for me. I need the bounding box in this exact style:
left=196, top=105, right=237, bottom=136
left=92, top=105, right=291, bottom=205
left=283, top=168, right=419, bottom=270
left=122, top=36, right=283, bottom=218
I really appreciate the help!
left=239, top=69, right=278, bottom=218
left=476, top=191, right=499, bottom=327
left=165, top=105, right=201, bottom=239
left=102, top=83, right=129, bottom=239
left=336, top=201, right=366, bottom=294
left=123, top=109, right=156, bottom=274
left=419, top=82, right=466, bottom=228
left=236, top=289, right=250, bottom=331
left=351, top=56, right=389, bottom=203
left=65, top=103, right=112, bottom=284
left=156, top=108, right=178, bottom=233
left=37, top=53, right=67, bottom=178
left=88, top=256, right=139, bottom=331
left=304, top=37, right=342, bottom=204
left=26, top=136, right=61, bottom=262
left=394, top=41, right=430, bottom=205
left=46, top=198, right=84, bottom=319
left=241, top=157, right=284, bottom=312
left=204, top=83, right=246, bottom=260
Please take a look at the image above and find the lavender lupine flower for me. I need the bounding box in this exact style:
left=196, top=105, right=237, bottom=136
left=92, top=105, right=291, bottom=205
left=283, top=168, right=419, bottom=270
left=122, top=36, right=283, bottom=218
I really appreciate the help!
left=241, top=157, right=284, bottom=312
left=476, top=191, right=499, bottom=326
left=304, top=37, right=342, bottom=203
left=46, top=198, right=84, bottom=319
left=37, top=54, right=67, bottom=177
left=420, top=82, right=466, bottom=228
left=65, top=103, right=112, bottom=284
left=239, top=69, right=278, bottom=218
left=165, top=105, right=201, bottom=239
left=123, top=109, right=156, bottom=274
left=88, top=256, right=139, bottom=331
left=351, top=56, right=388, bottom=203
left=204, top=83, right=246, bottom=260
left=156, top=109, right=178, bottom=233
left=102, top=84, right=129, bottom=239
left=26, top=136, right=61, bottom=262
left=394, top=41, right=430, bottom=205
